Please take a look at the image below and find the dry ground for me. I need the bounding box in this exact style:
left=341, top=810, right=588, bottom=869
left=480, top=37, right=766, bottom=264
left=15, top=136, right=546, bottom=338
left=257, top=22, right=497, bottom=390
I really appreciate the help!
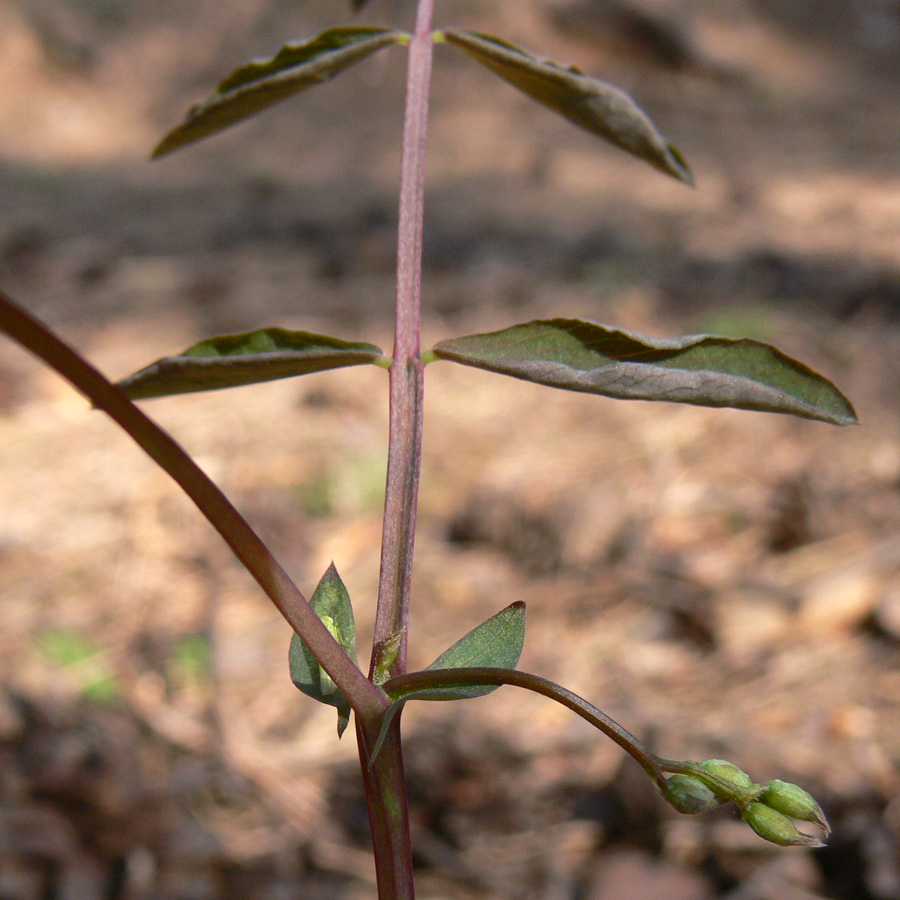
left=1, top=1, right=900, bottom=898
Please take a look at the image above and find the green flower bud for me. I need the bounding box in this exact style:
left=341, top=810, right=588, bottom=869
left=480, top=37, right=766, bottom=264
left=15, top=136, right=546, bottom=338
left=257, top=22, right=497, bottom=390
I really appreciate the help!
left=696, top=759, right=755, bottom=800
left=663, top=775, right=721, bottom=814
left=742, top=801, right=826, bottom=848
left=761, top=780, right=831, bottom=837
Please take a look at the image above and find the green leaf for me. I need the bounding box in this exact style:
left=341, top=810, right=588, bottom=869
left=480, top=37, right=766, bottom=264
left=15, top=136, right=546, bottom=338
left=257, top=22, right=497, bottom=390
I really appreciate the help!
left=153, top=27, right=409, bottom=158
left=418, top=601, right=526, bottom=700
left=432, top=319, right=857, bottom=425
left=368, top=602, right=525, bottom=763
left=118, top=327, right=386, bottom=400
left=289, top=562, right=358, bottom=737
left=439, top=28, right=692, bottom=184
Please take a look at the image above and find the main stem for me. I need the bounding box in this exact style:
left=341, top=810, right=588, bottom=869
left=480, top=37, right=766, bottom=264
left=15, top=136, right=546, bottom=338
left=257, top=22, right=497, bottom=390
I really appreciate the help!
left=359, top=3, right=435, bottom=899
left=372, top=0, right=434, bottom=679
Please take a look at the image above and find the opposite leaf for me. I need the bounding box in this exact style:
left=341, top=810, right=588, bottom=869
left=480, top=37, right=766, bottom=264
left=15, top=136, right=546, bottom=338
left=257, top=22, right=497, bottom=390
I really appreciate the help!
left=118, top=327, right=385, bottom=400
left=153, top=27, right=409, bottom=158
left=417, top=600, right=526, bottom=700
left=432, top=319, right=857, bottom=425
left=289, top=562, right=358, bottom=737
left=370, top=602, right=525, bottom=766
left=440, top=28, right=692, bottom=184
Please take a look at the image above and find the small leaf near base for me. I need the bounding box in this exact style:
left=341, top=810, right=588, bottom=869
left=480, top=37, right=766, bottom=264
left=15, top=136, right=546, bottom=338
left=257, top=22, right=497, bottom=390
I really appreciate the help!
left=289, top=563, right=358, bottom=737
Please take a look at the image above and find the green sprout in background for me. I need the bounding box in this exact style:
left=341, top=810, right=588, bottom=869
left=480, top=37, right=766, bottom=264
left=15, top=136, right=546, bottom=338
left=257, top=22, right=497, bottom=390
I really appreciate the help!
left=37, top=629, right=119, bottom=704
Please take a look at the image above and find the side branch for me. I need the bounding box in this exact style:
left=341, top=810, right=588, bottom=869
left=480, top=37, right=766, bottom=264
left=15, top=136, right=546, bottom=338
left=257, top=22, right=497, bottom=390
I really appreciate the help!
left=385, top=667, right=667, bottom=787
left=0, top=291, right=386, bottom=718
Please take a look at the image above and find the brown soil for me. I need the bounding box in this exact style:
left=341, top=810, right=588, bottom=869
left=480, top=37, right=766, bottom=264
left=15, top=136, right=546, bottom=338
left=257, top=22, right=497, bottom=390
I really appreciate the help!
left=1, top=1, right=899, bottom=898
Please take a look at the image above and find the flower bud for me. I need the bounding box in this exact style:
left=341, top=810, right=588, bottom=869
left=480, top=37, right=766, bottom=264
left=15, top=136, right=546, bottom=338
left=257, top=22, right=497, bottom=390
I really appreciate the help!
left=696, top=759, right=755, bottom=800
left=663, top=775, right=721, bottom=815
left=742, top=801, right=826, bottom=848
left=761, top=780, right=831, bottom=837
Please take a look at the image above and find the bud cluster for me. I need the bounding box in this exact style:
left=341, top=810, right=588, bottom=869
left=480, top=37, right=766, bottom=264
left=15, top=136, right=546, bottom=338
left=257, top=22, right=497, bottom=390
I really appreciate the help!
left=660, top=759, right=830, bottom=848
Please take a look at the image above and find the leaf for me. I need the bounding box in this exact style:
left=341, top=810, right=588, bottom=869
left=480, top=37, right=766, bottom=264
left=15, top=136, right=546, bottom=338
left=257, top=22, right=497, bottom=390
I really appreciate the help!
left=118, top=327, right=386, bottom=400
left=289, top=563, right=358, bottom=737
left=439, top=28, right=692, bottom=184
left=367, top=602, right=525, bottom=764
left=419, top=601, right=526, bottom=700
left=431, top=319, right=857, bottom=425
left=153, top=27, right=409, bottom=158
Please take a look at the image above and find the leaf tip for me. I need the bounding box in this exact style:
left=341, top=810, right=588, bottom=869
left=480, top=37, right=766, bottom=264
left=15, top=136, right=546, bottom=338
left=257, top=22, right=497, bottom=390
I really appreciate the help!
left=150, top=134, right=179, bottom=161
left=664, top=142, right=694, bottom=186
left=839, top=402, right=860, bottom=426
left=815, top=394, right=857, bottom=427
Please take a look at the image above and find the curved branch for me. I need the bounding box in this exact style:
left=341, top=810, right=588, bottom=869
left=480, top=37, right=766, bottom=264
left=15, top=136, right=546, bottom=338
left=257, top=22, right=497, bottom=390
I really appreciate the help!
left=0, top=291, right=386, bottom=718
left=384, top=667, right=666, bottom=787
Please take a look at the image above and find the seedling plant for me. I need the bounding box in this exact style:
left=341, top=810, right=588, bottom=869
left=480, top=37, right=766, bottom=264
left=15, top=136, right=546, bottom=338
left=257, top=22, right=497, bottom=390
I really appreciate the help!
left=0, top=1, right=856, bottom=897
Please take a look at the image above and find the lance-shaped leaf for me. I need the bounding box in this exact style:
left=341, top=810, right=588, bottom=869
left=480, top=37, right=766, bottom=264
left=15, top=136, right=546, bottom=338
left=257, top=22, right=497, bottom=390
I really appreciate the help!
left=369, top=602, right=526, bottom=764
left=289, top=563, right=358, bottom=737
left=439, top=28, right=692, bottom=184
left=410, top=601, right=526, bottom=701
left=118, top=327, right=386, bottom=400
left=431, top=319, right=857, bottom=425
left=153, top=27, right=409, bottom=158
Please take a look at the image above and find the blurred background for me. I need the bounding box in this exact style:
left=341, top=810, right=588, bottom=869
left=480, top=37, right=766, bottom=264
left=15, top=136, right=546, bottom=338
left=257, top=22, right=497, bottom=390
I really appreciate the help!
left=0, top=0, right=899, bottom=897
